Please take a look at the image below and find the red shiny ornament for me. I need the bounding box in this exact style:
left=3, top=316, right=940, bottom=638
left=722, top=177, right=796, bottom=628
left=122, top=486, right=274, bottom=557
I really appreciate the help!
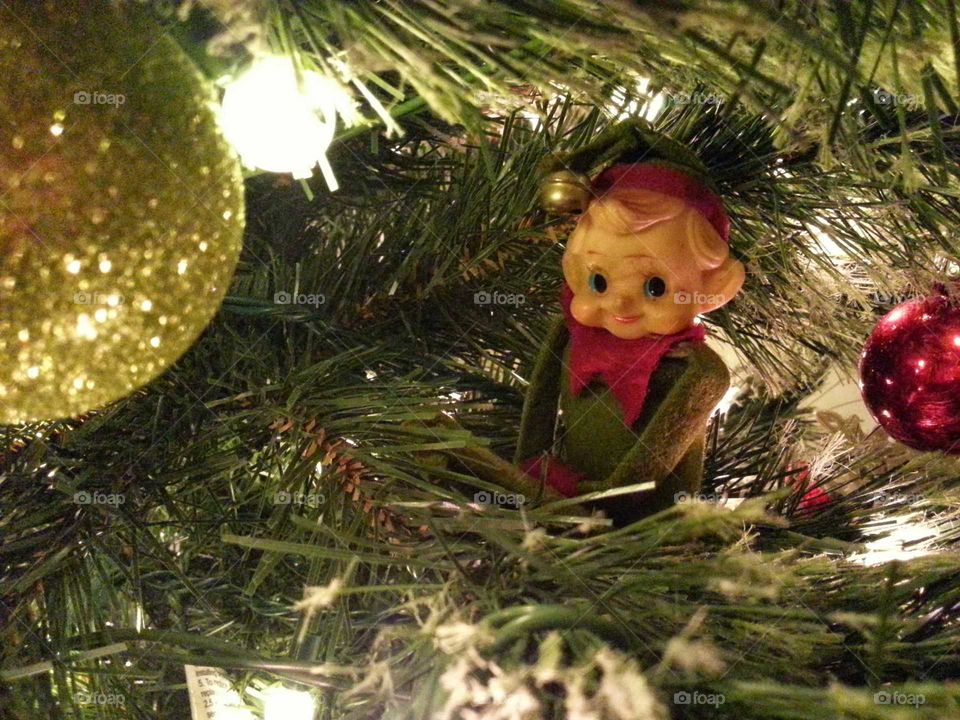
left=797, top=485, right=832, bottom=515
left=787, top=462, right=832, bottom=516
left=859, top=292, right=960, bottom=453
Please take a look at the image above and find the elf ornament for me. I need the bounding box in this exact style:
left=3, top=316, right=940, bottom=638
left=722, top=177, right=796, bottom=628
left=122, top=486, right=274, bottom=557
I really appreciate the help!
left=0, top=0, right=244, bottom=423
left=514, top=134, right=744, bottom=524
left=859, top=289, right=960, bottom=454
left=430, top=121, right=744, bottom=525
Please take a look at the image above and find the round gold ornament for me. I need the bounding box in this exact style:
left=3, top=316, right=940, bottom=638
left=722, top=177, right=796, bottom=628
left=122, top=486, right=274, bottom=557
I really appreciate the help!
left=0, top=0, right=245, bottom=424
left=539, top=170, right=591, bottom=214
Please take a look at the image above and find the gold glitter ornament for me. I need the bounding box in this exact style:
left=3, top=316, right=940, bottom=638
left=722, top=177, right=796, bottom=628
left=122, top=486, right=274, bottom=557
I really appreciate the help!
left=0, top=0, right=245, bottom=424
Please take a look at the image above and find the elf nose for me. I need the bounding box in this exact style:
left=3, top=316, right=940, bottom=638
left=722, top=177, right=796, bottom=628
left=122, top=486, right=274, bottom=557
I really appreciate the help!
left=612, top=293, right=639, bottom=314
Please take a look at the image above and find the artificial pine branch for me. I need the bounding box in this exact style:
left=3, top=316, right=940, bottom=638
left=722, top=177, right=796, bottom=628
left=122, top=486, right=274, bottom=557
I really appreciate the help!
left=4, top=1, right=960, bottom=718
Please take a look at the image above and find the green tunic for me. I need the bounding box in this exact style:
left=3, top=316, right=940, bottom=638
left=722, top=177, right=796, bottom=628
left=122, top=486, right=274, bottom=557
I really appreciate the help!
left=515, top=317, right=730, bottom=525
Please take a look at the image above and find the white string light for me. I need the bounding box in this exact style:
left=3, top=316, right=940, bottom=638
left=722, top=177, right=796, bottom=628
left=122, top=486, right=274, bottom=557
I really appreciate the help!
left=850, top=513, right=941, bottom=566
left=262, top=686, right=316, bottom=720
left=608, top=74, right=666, bottom=122
left=711, top=385, right=742, bottom=417
left=219, top=56, right=347, bottom=189
left=805, top=222, right=848, bottom=260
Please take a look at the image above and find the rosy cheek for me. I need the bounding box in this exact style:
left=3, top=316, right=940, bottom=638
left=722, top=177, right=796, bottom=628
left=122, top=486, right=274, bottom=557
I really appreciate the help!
left=570, top=294, right=604, bottom=327
left=650, top=302, right=696, bottom=334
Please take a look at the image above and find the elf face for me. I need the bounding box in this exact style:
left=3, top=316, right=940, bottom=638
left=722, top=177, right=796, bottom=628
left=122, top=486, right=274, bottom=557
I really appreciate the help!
left=562, top=191, right=742, bottom=340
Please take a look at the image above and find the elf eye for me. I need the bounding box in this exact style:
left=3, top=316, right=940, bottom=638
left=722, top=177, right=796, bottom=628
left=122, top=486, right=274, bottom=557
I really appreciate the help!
left=644, top=276, right=667, bottom=298
left=587, top=272, right=608, bottom=294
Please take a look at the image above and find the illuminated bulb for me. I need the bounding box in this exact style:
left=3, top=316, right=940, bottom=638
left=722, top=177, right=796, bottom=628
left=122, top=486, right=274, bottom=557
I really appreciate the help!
left=851, top=514, right=939, bottom=566
left=220, top=56, right=344, bottom=189
left=643, top=91, right=666, bottom=121
left=607, top=75, right=666, bottom=122
left=262, top=686, right=315, bottom=720
left=805, top=222, right=847, bottom=259
left=712, top=385, right=741, bottom=416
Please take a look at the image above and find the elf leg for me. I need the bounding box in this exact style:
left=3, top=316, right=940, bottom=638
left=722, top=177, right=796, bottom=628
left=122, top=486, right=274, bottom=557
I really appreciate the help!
left=412, top=413, right=566, bottom=503
left=589, top=437, right=704, bottom=525
left=575, top=344, right=727, bottom=518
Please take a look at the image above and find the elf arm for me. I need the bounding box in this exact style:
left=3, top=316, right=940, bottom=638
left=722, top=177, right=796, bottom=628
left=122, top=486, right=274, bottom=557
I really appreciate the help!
left=408, top=316, right=571, bottom=505
left=513, top=315, right=568, bottom=464
left=578, top=342, right=729, bottom=495
left=414, top=412, right=568, bottom=502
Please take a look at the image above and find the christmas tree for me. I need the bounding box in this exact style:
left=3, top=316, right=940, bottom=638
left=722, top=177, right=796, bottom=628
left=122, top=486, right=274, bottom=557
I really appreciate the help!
left=3, top=1, right=960, bottom=718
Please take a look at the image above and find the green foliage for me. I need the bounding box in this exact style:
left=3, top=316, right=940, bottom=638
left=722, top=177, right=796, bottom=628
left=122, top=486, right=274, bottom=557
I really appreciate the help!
left=4, top=0, right=960, bottom=718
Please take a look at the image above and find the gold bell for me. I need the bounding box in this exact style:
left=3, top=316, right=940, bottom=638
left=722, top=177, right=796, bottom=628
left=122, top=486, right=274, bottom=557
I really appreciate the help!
left=539, top=170, right=591, bottom=214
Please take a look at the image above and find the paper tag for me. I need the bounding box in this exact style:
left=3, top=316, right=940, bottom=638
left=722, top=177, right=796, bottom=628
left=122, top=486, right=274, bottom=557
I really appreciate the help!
left=184, top=665, right=255, bottom=720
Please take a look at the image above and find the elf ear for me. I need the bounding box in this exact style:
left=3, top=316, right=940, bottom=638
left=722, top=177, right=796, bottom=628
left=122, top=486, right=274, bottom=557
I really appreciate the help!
left=698, top=257, right=745, bottom=313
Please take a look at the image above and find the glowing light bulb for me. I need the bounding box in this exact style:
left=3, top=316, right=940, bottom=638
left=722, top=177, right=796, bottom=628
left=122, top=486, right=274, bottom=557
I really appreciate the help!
left=263, top=686, right=315, bottom=720
left=805, top=222, right=847, bottom=259
left=220, top=56, right=344, bottom=189
left=607, top=74, right=666, bottom=122
left=851, top=514, right=940, bottom=566
left=712, top=385, right=741, bottom=417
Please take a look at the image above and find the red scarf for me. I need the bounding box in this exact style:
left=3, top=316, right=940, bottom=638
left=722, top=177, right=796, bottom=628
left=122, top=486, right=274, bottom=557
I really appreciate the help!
left=562, top=284, right=706, bottom=426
